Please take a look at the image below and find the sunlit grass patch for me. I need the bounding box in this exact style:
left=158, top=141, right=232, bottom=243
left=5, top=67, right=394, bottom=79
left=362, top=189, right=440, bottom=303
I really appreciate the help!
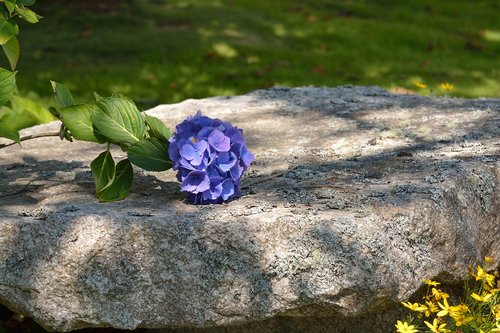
left=7, top=0, right=500, bottom=107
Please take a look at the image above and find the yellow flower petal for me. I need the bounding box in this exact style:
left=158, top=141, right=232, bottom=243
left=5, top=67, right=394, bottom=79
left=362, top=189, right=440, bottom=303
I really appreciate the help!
left=485, top=256, right=494, bottom=263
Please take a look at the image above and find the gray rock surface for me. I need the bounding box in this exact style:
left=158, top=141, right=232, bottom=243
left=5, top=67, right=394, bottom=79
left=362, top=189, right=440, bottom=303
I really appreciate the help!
left=0, top=86, right=499, bottom=333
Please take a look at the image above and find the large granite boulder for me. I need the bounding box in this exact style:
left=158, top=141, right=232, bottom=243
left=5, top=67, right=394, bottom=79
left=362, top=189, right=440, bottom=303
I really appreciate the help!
left=0, top=86, right=498, bottom=333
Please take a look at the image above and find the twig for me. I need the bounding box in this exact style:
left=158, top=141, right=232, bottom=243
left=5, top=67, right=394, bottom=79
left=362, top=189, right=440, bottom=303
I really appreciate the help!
left=0, top=132, right=60, bottom=149
left=0, top=181, right=35, bottom=198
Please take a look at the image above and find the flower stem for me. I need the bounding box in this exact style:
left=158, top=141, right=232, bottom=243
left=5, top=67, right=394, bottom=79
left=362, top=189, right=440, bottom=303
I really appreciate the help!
left=0, top=132, right=60, bottom=149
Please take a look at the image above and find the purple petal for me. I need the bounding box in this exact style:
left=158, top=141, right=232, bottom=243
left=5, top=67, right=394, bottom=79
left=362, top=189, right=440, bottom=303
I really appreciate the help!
left=226, top=127, right=245, bottom=145
left=198, top=127, right=213, bottom=139
left=169, top=144, right=181, bottom=168
left=181, top=171, right=210, bottom=193
left=230, top=142, right=242, bottom=157
left=208, top=129, right=230, bottom=152
left=180, top=143, right=196, bottom=160
left=179, top=158, right=197, bottom=171
left=218, top=152, right=237, bottom=172
left=241, top=146, right=255, bottom=167
left=230, top=163, right=244, bottom=180
left=221, top=179, right=235, bottom=201
left=202, top=176, right=224, bottom=201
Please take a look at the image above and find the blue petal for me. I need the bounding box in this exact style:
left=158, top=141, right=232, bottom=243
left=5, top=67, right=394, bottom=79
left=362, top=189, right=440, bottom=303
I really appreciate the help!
left=230, top=163, right=243, bottom=180
left=218, top=152, right=237, bottom=172
left=181, top=171, right=210, bottom=193
left=208, top=129, right=230, bottom=152
left=221, top=179, right=235, bottom=201
left=241, top=146, right=255, bottom=167
left=180, top=143, right=196, bottom=160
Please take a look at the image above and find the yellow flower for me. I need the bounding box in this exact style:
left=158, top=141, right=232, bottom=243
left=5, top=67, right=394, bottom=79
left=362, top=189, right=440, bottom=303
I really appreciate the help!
left=415, top=82, right=428, bottom=89
left=423, top=279, right=441, bottom=287
left=474, top=265, right=496, bottom=288
left=402, top=301, right=427, bottom=312
left=453, top=315, right=474, bottom=326
left=437, top=298, right=450, bottom=317
left=395, top=320, right=420, bottom=333
left=425, top=301, right=439, bottom=316
left=424, top=318, right=451, bottom=333
left=440, top=83, right=454, bottom=91
left=448, top=304, right=473, bottom=326
left=431, top=288, right=449, bottom=301
left=471, top=292, right=493, bottom=302
left=485, top=256, right=494, bottom=263
left=493, top=304, right=500, bottom=320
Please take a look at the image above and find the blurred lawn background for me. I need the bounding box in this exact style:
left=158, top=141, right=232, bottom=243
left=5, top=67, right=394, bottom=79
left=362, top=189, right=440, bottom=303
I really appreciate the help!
left=9, top=0, right=500, bottom=111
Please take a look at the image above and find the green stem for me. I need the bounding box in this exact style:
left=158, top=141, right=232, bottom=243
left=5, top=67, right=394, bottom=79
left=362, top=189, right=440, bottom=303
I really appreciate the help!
left=0, top=132, right=60, bottom=149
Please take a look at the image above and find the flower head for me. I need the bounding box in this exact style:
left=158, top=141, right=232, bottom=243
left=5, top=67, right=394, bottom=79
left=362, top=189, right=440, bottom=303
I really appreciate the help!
left=424, top=318, right=451, bottom=333
left=169, top=111, right=254, bottom=204
left=484, top=256, right=494, bottom=264
left=431, top=288, right=449, bottom=301
left=402, top=301, right=427, bottom=312
left=423, top=279, right=441, bottom=287
left=440, top=82, right=454, bottom=91
left=473, top=265, right=496, bottom=288
left=395, top=320, right=419, bottom=333
left=470, top=292, right=493, bottom=303
left=415, top=82, right=428, bottom=89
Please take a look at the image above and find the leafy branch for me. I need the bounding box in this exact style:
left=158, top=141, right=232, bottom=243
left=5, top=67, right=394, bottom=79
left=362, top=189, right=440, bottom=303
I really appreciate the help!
left=0, top=0, right=51, bottom=145
left=50, top=82, right=173, bottom=202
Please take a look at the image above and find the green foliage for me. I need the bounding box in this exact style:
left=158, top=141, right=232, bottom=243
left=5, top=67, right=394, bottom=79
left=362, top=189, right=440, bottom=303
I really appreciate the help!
left=51, top=80, right=74, bottom=108
left=53, top=82, right=172, bottom=202
left=0, top=66, right=15, bottom=104
left=0, top=119, right=18, bottom=142
left=58, top=104, right=102, bottom=142
left=90, top=149, right=134, bottom=202
left=0, top=0, right=51, bottom=144
left=10, top=94, right=52, bottom=123
left=144, top=114, right=172, bottom=143
left=96, top=159, right=133, bottom=202
left=92, top=96, right=145, bottom=147
left=2, top=34, right=18, bottom=70
left=127, top=138, right=172, bottom=171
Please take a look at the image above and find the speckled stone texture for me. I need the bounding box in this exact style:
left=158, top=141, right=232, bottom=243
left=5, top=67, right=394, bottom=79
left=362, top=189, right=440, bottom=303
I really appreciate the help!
left=0, top=86, right=499, bottom=333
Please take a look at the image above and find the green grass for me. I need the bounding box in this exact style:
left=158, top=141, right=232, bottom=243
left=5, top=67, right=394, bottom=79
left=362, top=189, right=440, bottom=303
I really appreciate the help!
left=8, top=0, right=500, bottom=109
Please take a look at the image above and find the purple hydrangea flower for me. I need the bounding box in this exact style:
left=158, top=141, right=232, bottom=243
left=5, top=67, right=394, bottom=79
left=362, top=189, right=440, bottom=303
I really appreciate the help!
left=169, top=111, right=254, bottom=204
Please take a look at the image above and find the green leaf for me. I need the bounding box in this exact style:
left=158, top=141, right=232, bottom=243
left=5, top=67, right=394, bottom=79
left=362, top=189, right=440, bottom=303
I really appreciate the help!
left=4, top=0, right=16, bottom=15
left=93, top=91, right=102, bottom=102
left=92, top=96, right=145, bottom=147
left=51, top=81, right=74, bottom=108
left=0, top=67, right=16, bottom=105
left=90, top=150, right=115, bottom=193
left=58, top=103, right=102, bottom=142
left=144, top=114, right=172, bottom=142
left=0, top=105, right=37, bottom=130
left=10, top=94, right=54, bottom=124
left=127, top=138, right=172, bottom=171
left=14, top=6, right=38, bottom=23
left=48, top=106, right=59, bottom=118
left=97, top=159, right=133, bottom=202
left=0, top=18, right=18, bottom=44
left=0, top=121, right=19, bottom=143
left=2, top=35, right=19, bottom=70
left=16, top=0, right=35, bottom=6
